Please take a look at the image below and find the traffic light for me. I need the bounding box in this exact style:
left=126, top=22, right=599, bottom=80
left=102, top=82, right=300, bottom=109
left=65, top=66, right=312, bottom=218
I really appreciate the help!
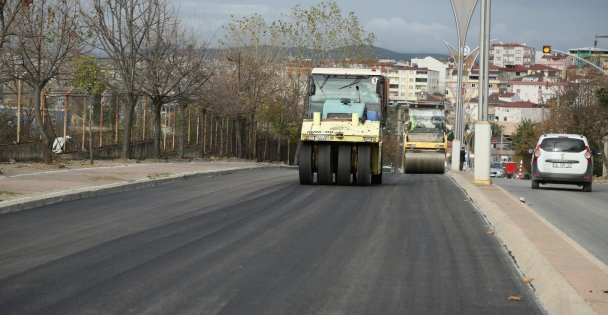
left=542, top=45, right=551, bottom=54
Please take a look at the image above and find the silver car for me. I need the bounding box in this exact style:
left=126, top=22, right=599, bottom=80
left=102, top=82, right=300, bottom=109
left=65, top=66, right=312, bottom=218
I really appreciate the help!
left=530, top=133, right=593, bottom=192
left=490, top=162, right=504, bottom=178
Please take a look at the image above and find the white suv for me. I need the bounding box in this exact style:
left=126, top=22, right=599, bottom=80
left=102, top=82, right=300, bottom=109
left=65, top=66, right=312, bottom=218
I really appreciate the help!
left=531, top=134, right=593, bottom=192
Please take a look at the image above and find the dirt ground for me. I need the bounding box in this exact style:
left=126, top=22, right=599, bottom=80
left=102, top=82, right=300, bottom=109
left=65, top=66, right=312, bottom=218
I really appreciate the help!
left=0, top=159, right=140, bottom=177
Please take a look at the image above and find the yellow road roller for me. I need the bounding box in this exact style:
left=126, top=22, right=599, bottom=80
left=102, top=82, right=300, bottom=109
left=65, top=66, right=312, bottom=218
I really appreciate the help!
left=403, top=102, right=447, bottom=174
left=298, top=68, right=388, bottom=185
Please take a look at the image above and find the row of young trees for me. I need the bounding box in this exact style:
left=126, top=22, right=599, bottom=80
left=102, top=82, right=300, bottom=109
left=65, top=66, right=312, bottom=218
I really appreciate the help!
left=0, top=0, right=376, bottom=163
left=511, top=71, right=608, bottom=175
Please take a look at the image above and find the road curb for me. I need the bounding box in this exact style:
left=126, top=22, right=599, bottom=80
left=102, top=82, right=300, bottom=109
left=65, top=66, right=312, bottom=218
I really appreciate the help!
left=0, top=165, right=290, bottom=215
left=449, top=172, right=597, bottom=315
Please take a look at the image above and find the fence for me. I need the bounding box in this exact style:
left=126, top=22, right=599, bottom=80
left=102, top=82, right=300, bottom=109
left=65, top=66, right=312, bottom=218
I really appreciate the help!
left=1, top=89, right=295, bottom=164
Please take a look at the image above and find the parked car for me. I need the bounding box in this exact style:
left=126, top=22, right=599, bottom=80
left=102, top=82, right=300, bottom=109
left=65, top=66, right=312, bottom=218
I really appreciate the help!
left=490, top=162, right=504, bottom=178
left=530, top=133, right=593, bottom=192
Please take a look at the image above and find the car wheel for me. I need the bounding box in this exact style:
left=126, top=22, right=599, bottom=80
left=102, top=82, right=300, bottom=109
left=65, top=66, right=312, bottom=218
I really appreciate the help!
left=583, top=182, right=592, bottom=192
left=531, top=180, right=539, bottom=189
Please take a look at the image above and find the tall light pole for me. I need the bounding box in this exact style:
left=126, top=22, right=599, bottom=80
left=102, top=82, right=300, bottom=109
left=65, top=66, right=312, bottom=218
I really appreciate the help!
left=474, top=0, right=492, bottom=184
left=449, top=0, right=478, bottom=172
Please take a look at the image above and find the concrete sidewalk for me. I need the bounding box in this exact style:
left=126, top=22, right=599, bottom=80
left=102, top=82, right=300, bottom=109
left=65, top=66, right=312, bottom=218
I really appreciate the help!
left=0, top=159, right=272, bottom=214
left=450, top=170, right=607, bottom=315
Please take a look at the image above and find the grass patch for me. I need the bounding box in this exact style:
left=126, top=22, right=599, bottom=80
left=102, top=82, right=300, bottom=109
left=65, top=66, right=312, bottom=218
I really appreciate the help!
left=0, top=190, right=21, bottom=201
left=0, top=190, right=20, bottom=196
left=147, top=172, right=171, bottom=179
left=88, top=175, right=122, bottom=181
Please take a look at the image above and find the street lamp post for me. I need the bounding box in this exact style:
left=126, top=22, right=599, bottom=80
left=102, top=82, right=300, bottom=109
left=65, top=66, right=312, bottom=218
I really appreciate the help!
left=473, top=0, right=492, bottom=185
left=449, top=0, right=478, bottom=172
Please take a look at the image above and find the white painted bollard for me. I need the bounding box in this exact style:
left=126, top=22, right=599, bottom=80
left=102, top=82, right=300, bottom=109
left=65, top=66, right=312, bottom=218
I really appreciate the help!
left=451, top=139, right=461, bottom=172
left=473, top=121, right=491, bottom=185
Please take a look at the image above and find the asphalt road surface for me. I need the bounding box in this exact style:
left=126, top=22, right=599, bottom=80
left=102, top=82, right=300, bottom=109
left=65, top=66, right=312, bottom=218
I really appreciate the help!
left=493, top=177, right=608, bottom=265
left=0, top=169, right=543, bottom=314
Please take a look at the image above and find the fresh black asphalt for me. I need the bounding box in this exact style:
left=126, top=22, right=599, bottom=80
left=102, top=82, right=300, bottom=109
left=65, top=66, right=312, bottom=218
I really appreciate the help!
left=0, top=169, right=543, bottom=314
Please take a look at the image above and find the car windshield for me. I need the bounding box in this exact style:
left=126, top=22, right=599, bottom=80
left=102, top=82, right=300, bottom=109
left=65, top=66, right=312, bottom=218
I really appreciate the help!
left=540, top=138, right=585, bottom=152
left=490, top=162, right=502, bottom=169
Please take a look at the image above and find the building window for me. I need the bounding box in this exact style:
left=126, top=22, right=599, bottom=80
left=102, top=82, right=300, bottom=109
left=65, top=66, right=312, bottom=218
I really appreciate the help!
left=503, top=117, right=507, bottom=121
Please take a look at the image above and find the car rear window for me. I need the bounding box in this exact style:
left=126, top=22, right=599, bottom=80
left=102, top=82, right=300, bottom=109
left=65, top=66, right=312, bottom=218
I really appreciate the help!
left=540, top=138, right=585, bottom=152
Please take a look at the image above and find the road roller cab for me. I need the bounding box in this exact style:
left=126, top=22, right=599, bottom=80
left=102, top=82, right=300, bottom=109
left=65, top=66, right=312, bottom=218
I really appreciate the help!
left=298, top=68, right=388, bottom=185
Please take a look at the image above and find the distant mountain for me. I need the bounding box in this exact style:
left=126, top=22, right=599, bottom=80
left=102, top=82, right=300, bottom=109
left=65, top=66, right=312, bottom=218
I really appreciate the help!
left=203, top=46, right=449, bottom=63
left=372, top=46, right=449, bottom=62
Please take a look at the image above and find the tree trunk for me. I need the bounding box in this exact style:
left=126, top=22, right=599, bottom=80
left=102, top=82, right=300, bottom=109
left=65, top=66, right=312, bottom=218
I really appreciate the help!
left=121, top=96, right=136, bottom=160
left=219, top=115, right=224, bottom=157
left=250, top=113, right=256, bottom=161
left=32, top=86, right=55, bottom=163
left=88, top=96, right=94, bottom=164
left=152, top=102, right=162, bottom=159
left=199, top=109, right=206, bottom=157
left=277, top=133, right=282, bottom=163
left=263, top=122, right=270, bottom=161
left=235, top=117, right=242, bottom=158
left=177, top=103, right=186, bottom=159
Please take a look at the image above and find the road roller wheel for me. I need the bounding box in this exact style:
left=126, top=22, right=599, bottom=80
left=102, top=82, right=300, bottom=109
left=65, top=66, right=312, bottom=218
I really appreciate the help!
left=317, top=143, right=333, bottom=185
left=356, top=145, right=371, bottom=186
left=404, top=150, right=446, bottom=174
left=337, top=144, right=352, bottom=185
left=298, top=142, right=314, bottom=185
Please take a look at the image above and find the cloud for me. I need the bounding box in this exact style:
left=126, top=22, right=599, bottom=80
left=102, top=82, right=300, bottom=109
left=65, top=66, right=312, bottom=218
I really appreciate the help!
left=178, top=2, right=272, bottom=16
left=366, top=17, right=457, bottom=53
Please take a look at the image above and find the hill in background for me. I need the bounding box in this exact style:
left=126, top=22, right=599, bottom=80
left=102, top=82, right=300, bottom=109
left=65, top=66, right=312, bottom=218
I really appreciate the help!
left=373, top=46, right=449, bottom=62
left=204, top=46, right=449, bottom=63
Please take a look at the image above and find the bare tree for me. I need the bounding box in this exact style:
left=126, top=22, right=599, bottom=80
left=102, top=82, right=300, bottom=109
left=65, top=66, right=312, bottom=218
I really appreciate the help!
left=542, top=71, right=608, bottom=175
left=0, top=0, right=25, bottom=50
left=219, top=13, right=285, bottom=160
left=82, top=0, right=163, bottom=159
left=1, top=0, right=86, bottom=163
left=137, top=2, right=213, bottom=159
left=275, top=0, right=376, bottom=65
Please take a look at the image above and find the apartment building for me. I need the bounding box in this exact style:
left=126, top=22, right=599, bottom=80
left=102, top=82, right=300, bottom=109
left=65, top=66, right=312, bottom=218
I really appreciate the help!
left=445, top=64, right=504, bottom=104
left=410, top=56, right=448, bottom=96
left=568, top=47, right=608, bottom=71
left=383, top=64, right=440, bottom=103
left=490, top=43, right=535, bottom=67
left=494, top=101, right=546, bottom=135
left=537, top=53, right=572, bottom=78
left=509, top=75, right=566, bottom=104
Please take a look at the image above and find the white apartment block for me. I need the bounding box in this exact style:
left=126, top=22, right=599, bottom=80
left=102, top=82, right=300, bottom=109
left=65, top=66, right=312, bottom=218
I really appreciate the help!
left=490, top=43, right=535, bottom=67
left=411, top=56, right=448, bottom=96
left=493, top=101, right=546, bottom=135
left=509, top=76, right=566, bottom=104
left=384, top=66, right=440, bottom=102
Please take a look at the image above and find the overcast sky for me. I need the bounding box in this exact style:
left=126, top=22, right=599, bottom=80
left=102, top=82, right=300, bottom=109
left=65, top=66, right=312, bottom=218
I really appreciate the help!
left=175, top=0, right=608, bottom=54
